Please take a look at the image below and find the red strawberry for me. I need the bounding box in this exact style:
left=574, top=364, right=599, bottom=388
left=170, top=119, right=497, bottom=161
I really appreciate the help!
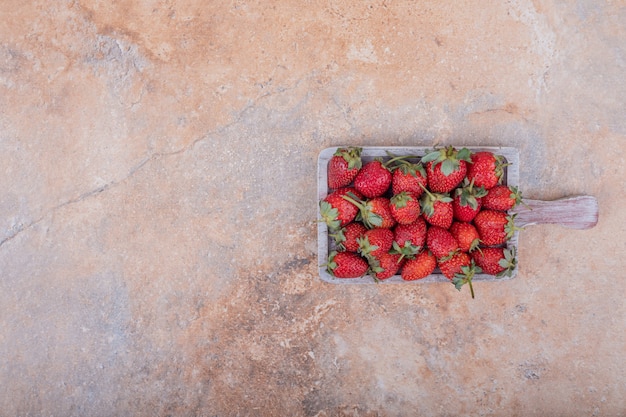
left=421, top=146, right=472, bottom=193
left=482, top=185, right=524, bottom=211
left=420, top=187, right=454, bottom=229
left=354, top=159, right=393, bottom=198
left=357, top=228, right=394, bottom=258
left=327, top=147, right=363, bottom=189
left=391, top=160, right=428, bottom=197
left=320, top=187, right=363, bottom=229
left=426, top=226, right=460, bottom=260
left=390, top=192, right=421, bottom=225
left=449, top=222, right=481, bottom=253
left=452, top=179, right=488, bottom=222
left=325, top=251, right=369, bottom=278
left=369, top=251, right=404, bottom=280
left=401, top=250, right=437, bottom=281
left=438, top=251, right=471, bottom=279
left=466, top=151, right=507, bottom=190
left=342, top=194, right=396, bottom=229
left=472, top=247, right=517, bottom=277
left=450, top=260, right=481, bottom=299
left=330, top=221, right=367, bottom=252
left=473, top=210, right=520, bottom=246
left=393, top=217, right=427, bottom=254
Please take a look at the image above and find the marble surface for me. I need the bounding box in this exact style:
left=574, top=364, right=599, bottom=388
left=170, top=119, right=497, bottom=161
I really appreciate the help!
left=1, top=1, right=625, bottom=416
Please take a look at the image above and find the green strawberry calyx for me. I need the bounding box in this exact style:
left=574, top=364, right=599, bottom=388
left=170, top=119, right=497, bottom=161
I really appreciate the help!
left=329, top=227, right=347, bottom=249
left=319, top=200, right=341, bottom=230
left=455, top=178, right=488, bottom=209
left=452, top=261, right=482, bottom=299
left=390, top=240, right=421, bottom=262
left=507, top=186, right=531, bottom=210
left=334, top=147, right=363, bottom=170
left=365, top=254, right=383, bottom=275
left=323, top=251, right=340, bottom=277
left=496, top=247, right=517, bottom=277
left=493, top=154, right=509, bottom=183
left=421, top=146, right=472, bottom=176
left=359, top=251, right=390, bottom=283
left=504, top=214, right=523, bottom=240
left=419, top=183, right=452, bottom=218
left=390, top=191, right=415, bottom=209
left=356, top=236, right=380, bottom=258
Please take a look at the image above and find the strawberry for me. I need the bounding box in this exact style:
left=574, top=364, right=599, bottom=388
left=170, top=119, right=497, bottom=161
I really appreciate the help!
left=438, top=251, right=471, bottom=279
left=368, top=251, right=404, bottom=280
left=452, top=179, right=488, bottom=222
left=325, top=251, right=369, bottom=278
left=353, top=159, right=393, bottom=198
left=426, top=226, right=460, bottom=260
left=449, top=221, right=481, bottom=253
left=328, top=147, right=363, bottom=189
left=420, top=186, right=454, bottom=229
left=393, top=217, right=427, bottom=254
left=401, top=250, right=437, bottom=281
left=320, top=187, right=363, bottom=229
left=466, top=151, right=507, bottom=190
left=342, top=194, right=396, bottom=229
left=330, top=221, right=367, bottom=252
left=482, top=185, right=524, bottom=211
left=391, top=160, right=428, bottom=197
left=357, top=228, right=394, bottom=259
left=473, top=210, right=521, bottom=246
left=390, top=192, right=421, bottom=225
left=472, top=246, right=517, bottom=277
left=450, top=261, right=481, bottom=299
left=421, top=146, right=472, bottom=193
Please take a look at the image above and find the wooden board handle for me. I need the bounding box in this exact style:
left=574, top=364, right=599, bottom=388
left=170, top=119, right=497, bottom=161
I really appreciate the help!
left=511, top=196, right=598, bottom=230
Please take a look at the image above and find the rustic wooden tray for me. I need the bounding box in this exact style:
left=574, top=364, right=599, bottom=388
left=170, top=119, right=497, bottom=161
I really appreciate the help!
left=317, top=146, right=598, bottom=284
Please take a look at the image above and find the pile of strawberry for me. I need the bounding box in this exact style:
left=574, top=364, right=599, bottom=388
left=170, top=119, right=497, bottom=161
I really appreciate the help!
left=320, top=146, right=524, bottom=298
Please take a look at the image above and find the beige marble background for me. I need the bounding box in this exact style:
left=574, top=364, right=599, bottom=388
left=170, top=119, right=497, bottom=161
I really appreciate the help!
left=1, top=1, right=625, bottom=416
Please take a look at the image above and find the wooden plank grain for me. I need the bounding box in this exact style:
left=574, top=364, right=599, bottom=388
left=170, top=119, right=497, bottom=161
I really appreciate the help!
left=512, top=196, right=599, bottom=230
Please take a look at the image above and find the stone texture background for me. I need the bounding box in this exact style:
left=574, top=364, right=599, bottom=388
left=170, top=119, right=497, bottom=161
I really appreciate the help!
left=1, top=1, right=625, bottom=416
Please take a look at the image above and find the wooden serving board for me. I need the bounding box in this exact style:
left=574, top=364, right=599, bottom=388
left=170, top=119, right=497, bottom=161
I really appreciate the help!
left=317, top=146, right=598, bottom=284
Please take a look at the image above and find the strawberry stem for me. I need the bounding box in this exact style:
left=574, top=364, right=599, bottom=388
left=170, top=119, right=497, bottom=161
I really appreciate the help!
left=453, top=262, right=481, bottom=299
left=383, top=154, right=418, bottom=169
left=419, top=182, right=434, bottom=199
left=341, top=193, right=364, bottom=210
